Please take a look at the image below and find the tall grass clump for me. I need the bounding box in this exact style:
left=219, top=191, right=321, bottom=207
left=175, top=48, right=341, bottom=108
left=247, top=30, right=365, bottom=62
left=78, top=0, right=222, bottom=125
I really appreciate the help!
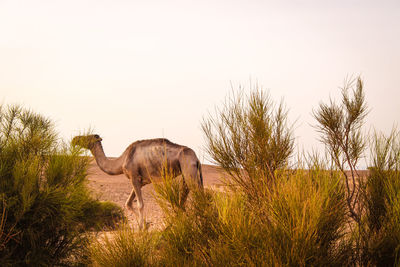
left=261, top=168, right=351, bottom=266
left=361, top=130, right=400, bottom=266
left=0, top=105, right=123, bottom=266
left=202, top=87, right=295, bottom=200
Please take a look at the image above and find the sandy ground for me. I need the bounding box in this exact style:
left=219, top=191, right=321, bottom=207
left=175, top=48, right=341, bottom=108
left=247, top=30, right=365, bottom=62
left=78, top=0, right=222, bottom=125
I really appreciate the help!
left=86, top=160, right=227, bottom=230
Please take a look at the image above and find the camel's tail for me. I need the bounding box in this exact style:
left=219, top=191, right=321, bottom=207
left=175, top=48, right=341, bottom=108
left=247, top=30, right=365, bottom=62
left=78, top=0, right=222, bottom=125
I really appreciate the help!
left=198, top=161, right=204, bottom=187
left=178, top=147, right=204, bottom=188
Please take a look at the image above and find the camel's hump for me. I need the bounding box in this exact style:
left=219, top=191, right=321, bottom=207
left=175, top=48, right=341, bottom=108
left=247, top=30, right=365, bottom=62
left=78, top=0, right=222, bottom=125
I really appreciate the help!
left=131, top=138, right=178, bottom=147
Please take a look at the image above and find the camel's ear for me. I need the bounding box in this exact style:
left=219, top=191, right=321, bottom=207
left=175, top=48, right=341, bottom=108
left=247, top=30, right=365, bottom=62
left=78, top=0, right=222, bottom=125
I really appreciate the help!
left=94, top=134, right=102, bottom=142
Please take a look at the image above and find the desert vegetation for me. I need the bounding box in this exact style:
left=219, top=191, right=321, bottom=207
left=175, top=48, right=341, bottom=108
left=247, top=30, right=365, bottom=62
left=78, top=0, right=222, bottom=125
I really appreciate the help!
left=0, top=105, right=124, bottom=266
left=2, top=76, right=399, bottom=266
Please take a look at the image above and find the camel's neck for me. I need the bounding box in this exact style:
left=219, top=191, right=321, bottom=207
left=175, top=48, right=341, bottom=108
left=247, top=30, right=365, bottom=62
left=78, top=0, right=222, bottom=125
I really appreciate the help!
left=90, top=142, right=124, bottom=175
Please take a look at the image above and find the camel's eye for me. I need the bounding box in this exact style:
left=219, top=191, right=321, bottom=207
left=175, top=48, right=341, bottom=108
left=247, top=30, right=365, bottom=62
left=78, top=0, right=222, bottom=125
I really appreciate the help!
left=94, top=134, right=100, bottom=139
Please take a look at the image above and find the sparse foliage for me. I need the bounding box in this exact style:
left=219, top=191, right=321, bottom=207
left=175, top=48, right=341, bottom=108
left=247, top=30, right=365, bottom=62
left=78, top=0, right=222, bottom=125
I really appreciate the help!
left=202, top=87, right=294, bottom=200
left=313, top=77, right=368, bottom=225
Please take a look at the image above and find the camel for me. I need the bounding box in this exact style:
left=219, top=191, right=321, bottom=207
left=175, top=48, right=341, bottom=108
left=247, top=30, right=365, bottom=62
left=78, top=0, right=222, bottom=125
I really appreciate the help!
left=72, top=134, right=203, bottom=229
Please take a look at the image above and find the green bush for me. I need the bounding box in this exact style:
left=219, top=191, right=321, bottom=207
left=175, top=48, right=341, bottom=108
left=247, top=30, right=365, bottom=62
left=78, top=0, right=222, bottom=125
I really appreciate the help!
left=0, top=105, right=123, bottom=266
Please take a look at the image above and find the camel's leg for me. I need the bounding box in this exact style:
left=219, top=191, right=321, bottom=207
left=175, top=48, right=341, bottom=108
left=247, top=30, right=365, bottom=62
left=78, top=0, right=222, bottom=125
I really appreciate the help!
left=131, top=179, right=145, bottom=230
left=125, top=189, right=136, bottom=212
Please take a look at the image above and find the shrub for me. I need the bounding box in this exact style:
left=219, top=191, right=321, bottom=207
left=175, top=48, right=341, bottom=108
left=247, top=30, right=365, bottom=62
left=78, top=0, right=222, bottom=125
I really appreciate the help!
left=202, top=88, right=294, bottom=201
left=261, top=168, right=351, bottom=266
left=0, top=105, right=123, bottom=266
left=313, top=76, right=368, bottom=225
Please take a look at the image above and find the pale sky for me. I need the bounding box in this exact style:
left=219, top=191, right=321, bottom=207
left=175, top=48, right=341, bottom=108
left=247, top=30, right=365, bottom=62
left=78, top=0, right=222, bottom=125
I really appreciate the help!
left=1, top=0, right=399, bottom=165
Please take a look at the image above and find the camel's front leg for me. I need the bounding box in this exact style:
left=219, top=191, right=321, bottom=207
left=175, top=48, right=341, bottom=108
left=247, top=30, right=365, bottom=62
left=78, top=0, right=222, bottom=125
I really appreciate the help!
left=125, top=189, right=136, bottom=213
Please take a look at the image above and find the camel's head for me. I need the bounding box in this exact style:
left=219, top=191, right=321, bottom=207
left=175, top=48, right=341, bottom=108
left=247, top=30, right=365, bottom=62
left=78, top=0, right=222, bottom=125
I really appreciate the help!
left=72, top=134, right=102, bottom=150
